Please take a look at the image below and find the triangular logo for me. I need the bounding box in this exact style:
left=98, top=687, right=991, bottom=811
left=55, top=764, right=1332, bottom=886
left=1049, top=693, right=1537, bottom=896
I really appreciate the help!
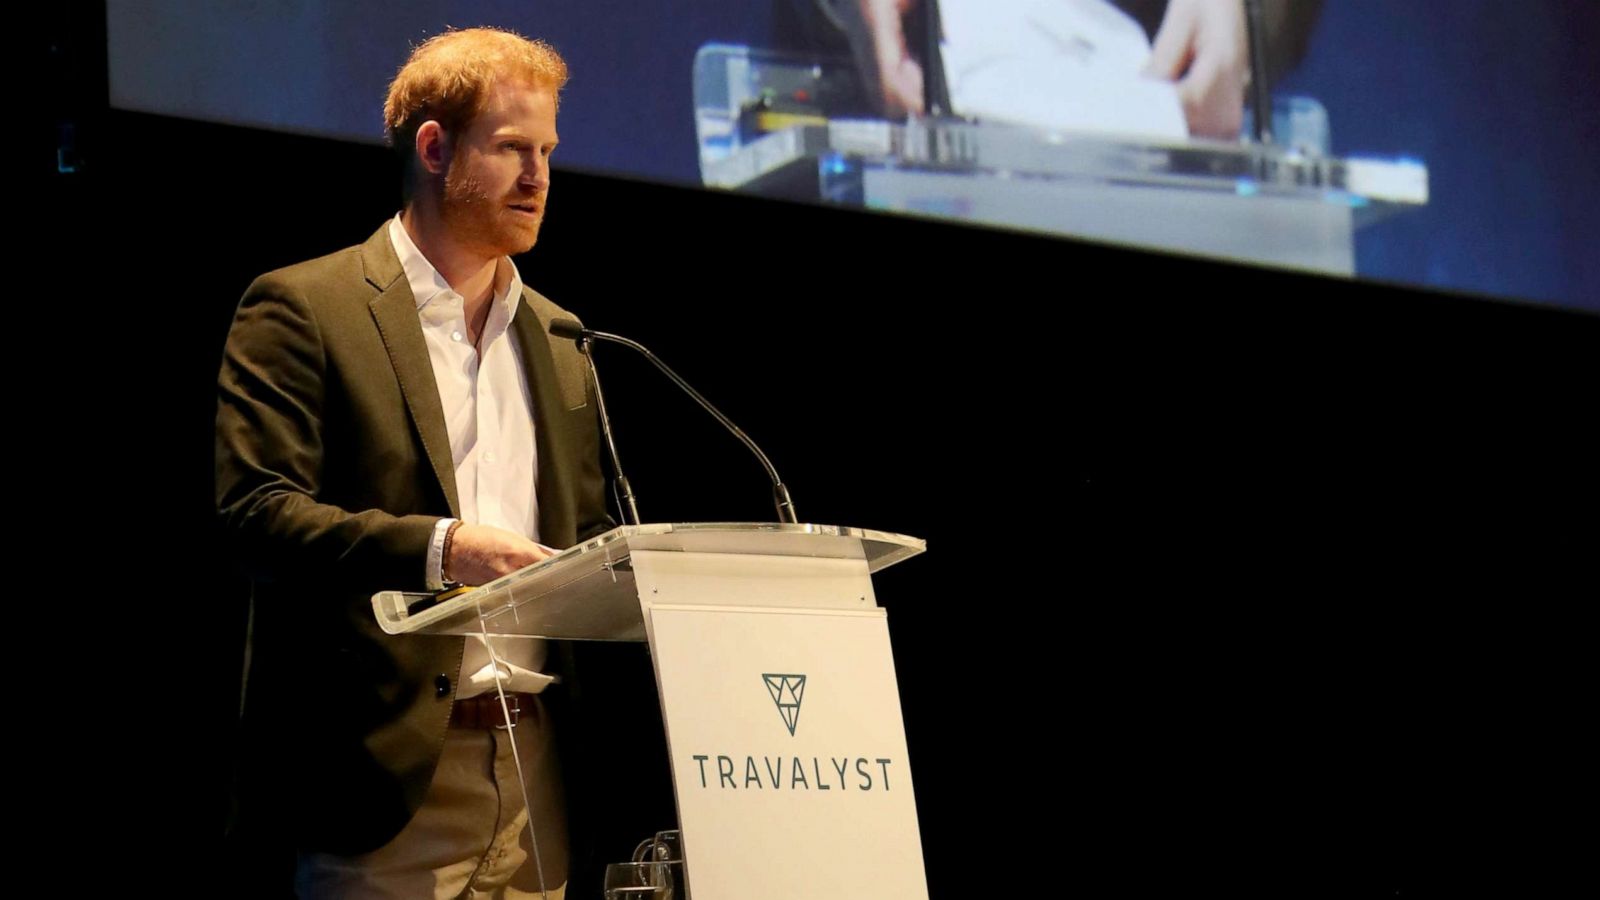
left=762, top=673, right=807, bottom=736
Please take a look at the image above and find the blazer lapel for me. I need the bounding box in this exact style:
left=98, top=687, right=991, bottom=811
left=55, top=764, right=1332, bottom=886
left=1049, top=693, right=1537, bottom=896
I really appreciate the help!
left=360, top=225, right=462, bottom=520
left=511, top=296, right=576, bottom=546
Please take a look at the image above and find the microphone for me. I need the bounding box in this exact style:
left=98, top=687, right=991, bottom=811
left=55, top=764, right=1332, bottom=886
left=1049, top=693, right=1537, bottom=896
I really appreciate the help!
left=1244, top=0, right=1273, bottom=144
left=549, top=320, right=640, bottom=525
left=549, top=319, right=799, bottom=524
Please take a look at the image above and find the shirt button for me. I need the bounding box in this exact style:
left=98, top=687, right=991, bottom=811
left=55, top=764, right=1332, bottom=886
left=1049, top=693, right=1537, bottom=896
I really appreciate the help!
left=484, top=451, right=497, bottom=464
left=451, top=331, right=464, bottom=342
left=435, top=674, right=452, bottom=698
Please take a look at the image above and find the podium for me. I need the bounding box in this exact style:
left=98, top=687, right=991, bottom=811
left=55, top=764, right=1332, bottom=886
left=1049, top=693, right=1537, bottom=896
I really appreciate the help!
left=374, top=522, right=930, bottom=900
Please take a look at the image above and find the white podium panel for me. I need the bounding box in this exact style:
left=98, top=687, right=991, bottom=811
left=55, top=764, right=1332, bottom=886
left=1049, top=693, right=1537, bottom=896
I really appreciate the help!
left=649, top=604, right=928, bottom=900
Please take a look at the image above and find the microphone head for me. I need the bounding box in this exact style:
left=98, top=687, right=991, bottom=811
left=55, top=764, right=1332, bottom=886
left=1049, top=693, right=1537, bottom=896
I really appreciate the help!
left=549, top=318, right=586, bottom=341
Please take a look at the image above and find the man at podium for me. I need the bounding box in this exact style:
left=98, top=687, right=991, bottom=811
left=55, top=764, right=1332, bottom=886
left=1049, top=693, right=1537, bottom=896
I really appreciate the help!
left=216, top=26, right=612, bottom=900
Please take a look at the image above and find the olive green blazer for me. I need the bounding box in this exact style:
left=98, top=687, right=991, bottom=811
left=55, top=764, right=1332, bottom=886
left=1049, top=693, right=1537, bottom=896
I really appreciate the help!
left=216, top=222, right=611, bottom=854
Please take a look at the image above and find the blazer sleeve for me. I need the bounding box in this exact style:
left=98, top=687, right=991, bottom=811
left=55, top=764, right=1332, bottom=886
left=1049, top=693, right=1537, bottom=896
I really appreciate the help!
left=215, top=272, right=437, bottom=591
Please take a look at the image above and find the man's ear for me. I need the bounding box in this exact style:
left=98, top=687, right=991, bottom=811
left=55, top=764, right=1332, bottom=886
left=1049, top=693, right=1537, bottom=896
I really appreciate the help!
left=415, top=120, right=451, bottom=176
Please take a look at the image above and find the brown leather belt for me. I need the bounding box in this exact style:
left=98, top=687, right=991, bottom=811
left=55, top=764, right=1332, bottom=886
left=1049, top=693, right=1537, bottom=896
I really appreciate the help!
left=450, top=692, right=538, bottom=729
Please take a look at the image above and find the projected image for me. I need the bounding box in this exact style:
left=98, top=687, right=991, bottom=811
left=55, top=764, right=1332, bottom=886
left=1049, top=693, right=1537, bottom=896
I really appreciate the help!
left=696, top=0, right=1403, bottom=278
left=106, top=0, right=1598, bottom=312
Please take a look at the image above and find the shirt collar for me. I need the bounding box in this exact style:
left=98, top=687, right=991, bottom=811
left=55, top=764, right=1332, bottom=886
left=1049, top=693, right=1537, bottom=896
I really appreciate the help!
left=387, top=214, right=523, bottom=322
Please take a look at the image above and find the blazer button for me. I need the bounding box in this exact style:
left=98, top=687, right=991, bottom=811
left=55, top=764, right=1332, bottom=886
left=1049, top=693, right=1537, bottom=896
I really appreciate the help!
left=435, top=674, right=452, bottom=698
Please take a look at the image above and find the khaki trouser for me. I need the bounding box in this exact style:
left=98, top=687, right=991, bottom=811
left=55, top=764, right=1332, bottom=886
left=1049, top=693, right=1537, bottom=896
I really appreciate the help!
left=296, top=697, right=568, bottom=900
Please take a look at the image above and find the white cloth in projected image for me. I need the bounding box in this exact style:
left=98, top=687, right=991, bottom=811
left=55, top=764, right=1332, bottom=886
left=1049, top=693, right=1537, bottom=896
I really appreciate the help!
left=938, top=0, right=1187, bottom=139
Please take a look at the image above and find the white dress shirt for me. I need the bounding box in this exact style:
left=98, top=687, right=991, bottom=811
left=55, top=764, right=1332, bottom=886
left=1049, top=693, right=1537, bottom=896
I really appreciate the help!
left=388, top=215, right=555, bottom=697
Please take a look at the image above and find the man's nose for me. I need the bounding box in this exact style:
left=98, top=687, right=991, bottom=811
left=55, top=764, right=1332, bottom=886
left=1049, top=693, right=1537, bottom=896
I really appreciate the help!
left=521, top=155, right=549, bottom=192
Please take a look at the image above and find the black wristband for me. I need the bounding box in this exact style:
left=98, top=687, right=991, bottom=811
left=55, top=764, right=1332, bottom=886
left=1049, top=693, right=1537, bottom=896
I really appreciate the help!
left=441, top=519, right=465, bottom=586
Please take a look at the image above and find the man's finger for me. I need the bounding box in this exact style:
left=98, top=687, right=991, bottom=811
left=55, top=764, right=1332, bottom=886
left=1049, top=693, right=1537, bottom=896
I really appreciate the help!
left=1143, top=14, right=1196, bottom=80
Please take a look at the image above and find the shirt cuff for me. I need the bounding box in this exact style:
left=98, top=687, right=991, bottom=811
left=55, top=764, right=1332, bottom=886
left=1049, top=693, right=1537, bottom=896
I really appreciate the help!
left=426, top=517, right=458, bottom=591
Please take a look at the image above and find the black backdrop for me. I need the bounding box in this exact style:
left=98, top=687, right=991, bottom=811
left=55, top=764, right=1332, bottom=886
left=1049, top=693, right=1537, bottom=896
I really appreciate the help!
left=46, top=7, right=1597, bottom=897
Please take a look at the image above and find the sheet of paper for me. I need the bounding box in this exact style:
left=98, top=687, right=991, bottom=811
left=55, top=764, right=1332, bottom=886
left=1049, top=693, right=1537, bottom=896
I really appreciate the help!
left=940, top=0, right=1188, bottom=138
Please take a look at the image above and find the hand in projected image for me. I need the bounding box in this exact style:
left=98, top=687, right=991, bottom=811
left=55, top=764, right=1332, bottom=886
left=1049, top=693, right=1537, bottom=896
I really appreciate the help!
left=860, top=0, right=925, bottom=116
left=1142, top=0, right=1250, bottom=138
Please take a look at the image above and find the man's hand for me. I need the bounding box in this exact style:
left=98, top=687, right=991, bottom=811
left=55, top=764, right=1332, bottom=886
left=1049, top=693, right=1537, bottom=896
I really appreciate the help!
left=1142, top=0, right=1249, bottom=139
left=861, top=0, right=925, bottom=116
left=445, top=523, right=556, bottom=586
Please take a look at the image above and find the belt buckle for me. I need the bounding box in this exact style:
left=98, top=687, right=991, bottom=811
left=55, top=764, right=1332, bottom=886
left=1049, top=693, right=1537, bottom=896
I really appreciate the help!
left=493, top=693, right=522, bottom=730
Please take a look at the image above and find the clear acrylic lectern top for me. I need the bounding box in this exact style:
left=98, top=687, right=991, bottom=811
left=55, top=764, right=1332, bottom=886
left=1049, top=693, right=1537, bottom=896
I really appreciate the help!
left=372, top=522, right=925, bottom=641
